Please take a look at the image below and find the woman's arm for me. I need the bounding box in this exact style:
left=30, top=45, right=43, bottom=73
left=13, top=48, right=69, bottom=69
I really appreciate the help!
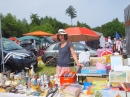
left=70, top=45, right=83, bottom=67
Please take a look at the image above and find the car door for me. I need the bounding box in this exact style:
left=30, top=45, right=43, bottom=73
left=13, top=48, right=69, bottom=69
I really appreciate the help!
left=70, top=43, right=86, bottom=63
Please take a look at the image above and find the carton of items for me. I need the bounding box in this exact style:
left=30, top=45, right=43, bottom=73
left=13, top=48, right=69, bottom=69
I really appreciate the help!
left=60, top=71, right=76, bottom=85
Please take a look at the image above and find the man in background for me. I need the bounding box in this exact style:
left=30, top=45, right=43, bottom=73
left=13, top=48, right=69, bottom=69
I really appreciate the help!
left=108, top=36, right=112, bottom=48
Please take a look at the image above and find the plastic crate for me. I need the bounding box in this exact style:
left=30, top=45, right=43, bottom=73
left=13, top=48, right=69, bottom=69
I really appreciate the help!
left=60, top=71, right=76, bottom=85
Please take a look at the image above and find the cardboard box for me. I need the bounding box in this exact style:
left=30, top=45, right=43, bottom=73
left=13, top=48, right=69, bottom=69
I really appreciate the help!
left=90, top=57, right=106, bottom=66
left=84, top=76, right=108, bottom=82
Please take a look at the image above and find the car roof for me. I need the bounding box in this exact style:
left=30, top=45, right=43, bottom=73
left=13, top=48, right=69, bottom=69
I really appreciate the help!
left=2, top=38, right=9, bottom=40
left=46, top=42, right=88, bottom=50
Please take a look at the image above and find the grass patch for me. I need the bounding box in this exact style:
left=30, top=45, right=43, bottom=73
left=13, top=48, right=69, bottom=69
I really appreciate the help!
left=35, top=64, right=75, bottom=76
left=35, top=63, right=84, bottom=82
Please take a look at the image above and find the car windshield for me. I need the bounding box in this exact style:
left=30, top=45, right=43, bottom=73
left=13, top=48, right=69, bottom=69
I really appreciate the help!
left=2, top=40, right=23, bottom=51
left=77, top=43, right=96, bottom=50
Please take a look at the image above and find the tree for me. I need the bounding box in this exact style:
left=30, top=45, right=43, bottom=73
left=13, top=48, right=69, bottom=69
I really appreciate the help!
left=30, top=13, right=40, bottom=26
left=76, top=21, right=91, bottom=29
left=92, top=18, right=125, bottom=38
left=17, top=18, right=29, bottom=36
left=2, top=13, right=19, bottom=37
left=65, top=5, right=77, bottom=26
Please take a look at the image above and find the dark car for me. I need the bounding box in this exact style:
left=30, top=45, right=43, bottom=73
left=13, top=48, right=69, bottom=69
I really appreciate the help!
left=0, top=38, right=38, bottom=72
left=41, top=42, right=97, bottom=66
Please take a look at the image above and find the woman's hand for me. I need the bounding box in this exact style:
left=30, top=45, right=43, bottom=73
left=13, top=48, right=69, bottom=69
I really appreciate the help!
left=77, top=63, right=84, bottom=67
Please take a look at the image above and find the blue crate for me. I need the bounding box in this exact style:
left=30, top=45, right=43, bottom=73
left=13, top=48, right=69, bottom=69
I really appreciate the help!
left=81, top=69, right=106, bottom=74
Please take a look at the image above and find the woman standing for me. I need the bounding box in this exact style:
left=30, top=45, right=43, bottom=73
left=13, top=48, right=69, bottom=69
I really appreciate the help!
left=56, top=29, right=83, bottom=78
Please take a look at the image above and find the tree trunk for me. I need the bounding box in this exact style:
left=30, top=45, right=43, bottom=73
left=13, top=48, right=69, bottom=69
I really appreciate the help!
left=71, top=18, right=73, bottom=26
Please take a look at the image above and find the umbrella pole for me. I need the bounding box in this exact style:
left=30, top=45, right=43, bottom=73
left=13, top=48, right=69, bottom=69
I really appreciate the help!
left=0, top=17, right=5, bottom=73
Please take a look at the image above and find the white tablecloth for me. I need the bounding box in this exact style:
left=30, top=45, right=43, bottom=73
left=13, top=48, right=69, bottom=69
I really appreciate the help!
left=0, top=93, right=45, bottom=97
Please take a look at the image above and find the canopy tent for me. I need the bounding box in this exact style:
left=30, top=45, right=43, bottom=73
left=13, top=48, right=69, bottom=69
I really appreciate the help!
left=94, top=31, right=103, bottom=36
left=23, top=31, right=54, bottom=36
left=52, top=27, right=99, bottom=42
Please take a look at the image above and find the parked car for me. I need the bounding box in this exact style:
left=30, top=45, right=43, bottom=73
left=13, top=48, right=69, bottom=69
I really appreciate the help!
left=41, top=42, right=97, bottom=66
left=42, top=36, right=56, bottom=49
left=0, top=38, right=38, bottom=72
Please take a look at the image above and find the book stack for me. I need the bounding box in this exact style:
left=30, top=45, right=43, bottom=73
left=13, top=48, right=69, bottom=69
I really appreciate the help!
left=63, top=86, right=81, bottom=97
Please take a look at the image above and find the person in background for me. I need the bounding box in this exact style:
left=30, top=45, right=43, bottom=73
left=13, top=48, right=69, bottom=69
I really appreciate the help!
left=105, top=42, right=109, bottom=48
left=56, top=29, right=83, bottom=79
left=113, top=38, right=117, bottom=53
left=119, top=38, right=123, bottom=53
left=99, top=35, right=105, bottom=48
left=108, top=36, right=112, bottom=48
left=116, top=38, right=122, bottom=54
left=30, top=39, right=37, bottom=56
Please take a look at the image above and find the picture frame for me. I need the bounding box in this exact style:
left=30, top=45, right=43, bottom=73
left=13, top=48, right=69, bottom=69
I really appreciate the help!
left=110, top=55, right=123, bottom=70
left=95, top=90, right=126, bottom=97
left=109, top=71, right=128, bottom=83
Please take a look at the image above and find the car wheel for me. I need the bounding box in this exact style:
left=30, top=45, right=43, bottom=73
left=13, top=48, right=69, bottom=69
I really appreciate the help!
left=45, top=57, right=57, bottom=67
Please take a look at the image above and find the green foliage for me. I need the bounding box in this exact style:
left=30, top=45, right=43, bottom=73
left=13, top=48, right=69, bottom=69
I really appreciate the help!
left=77, top=21, right=91, bottom=29
left=0, top=13, right=125, bottom=38
left=2, top=13, right=20, bottom=37
left=30, top=13, right=40, bottom=26
left=93, top=18, right=125, bottom=38
left=65, top=5, right=77, bottom=26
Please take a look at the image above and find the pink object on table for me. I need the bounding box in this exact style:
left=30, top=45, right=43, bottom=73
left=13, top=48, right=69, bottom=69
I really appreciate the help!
left=96, top=62, right=106, bottom=70
left=106, top=65, right=111, bottom=70
left=97, top=48, right=113, bottom=57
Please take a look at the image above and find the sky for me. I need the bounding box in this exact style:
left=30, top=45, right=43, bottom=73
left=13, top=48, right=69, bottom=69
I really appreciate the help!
left=0, top=0, right=130, bottom=28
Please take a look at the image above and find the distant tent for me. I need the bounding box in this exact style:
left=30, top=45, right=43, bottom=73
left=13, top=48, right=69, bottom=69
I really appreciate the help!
left=86, top=31, right=103, bottom=49
left=94, top=31, right=103, bottom=36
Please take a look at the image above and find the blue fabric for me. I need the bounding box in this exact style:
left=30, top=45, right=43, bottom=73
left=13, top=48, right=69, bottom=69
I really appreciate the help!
left=116, top=32, right=120, bottom=39
left=57, top=42, right=72, bottom=67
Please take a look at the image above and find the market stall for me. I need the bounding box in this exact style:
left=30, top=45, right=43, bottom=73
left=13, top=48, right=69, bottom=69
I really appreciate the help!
left=0, top=52, right=130, bottom=97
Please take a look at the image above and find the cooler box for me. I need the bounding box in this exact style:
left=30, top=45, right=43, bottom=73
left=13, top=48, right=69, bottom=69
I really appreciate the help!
left=60, top=71, right=76, bottom=85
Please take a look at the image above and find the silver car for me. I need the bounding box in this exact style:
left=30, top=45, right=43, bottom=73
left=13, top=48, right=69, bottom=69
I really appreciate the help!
left=41, top=42, right=97, bottom=66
